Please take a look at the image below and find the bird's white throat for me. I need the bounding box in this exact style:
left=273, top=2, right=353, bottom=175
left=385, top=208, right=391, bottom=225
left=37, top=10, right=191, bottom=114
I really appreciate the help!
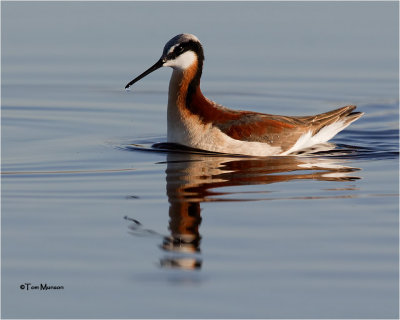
left=163, top=51, right=197, bottom=70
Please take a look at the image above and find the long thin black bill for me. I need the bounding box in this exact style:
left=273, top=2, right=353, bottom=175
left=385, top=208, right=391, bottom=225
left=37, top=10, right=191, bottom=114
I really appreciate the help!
left=125, top=58, right=164, bottom=89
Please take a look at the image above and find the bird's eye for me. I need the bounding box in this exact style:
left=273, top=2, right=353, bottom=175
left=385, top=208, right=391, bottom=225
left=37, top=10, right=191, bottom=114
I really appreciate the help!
left=176, top=45, right=184, bottom=53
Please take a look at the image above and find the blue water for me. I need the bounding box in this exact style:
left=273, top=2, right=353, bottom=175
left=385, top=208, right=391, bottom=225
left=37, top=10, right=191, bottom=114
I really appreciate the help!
left=2, top=2, right=399, bottom=318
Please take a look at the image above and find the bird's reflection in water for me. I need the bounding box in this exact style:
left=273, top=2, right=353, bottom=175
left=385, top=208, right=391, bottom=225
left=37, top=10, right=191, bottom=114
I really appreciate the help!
left=127, top=147, right=361, bottom=270
left=159, top=199, right=202, bottom=270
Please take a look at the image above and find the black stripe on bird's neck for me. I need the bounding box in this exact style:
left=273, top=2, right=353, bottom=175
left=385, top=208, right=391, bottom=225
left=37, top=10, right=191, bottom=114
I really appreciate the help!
left=185, top=43, right=204, bottom=111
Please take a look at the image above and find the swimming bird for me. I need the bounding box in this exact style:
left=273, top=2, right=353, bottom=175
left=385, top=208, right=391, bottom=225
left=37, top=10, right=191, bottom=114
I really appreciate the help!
left=125, top=34, right=363, bottom=156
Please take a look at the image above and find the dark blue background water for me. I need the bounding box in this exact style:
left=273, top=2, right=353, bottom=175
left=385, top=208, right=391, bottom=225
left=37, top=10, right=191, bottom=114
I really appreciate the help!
left=2, top=2, right=398, bottom=318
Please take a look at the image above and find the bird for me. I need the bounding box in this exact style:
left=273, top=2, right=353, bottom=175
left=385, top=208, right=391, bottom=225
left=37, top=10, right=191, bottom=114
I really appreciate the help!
left=125, top=33, right=363, bottom=156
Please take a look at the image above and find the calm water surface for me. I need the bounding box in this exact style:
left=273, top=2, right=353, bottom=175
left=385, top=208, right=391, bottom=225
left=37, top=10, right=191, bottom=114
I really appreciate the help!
left=2, top=2, right=399, bottom=319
